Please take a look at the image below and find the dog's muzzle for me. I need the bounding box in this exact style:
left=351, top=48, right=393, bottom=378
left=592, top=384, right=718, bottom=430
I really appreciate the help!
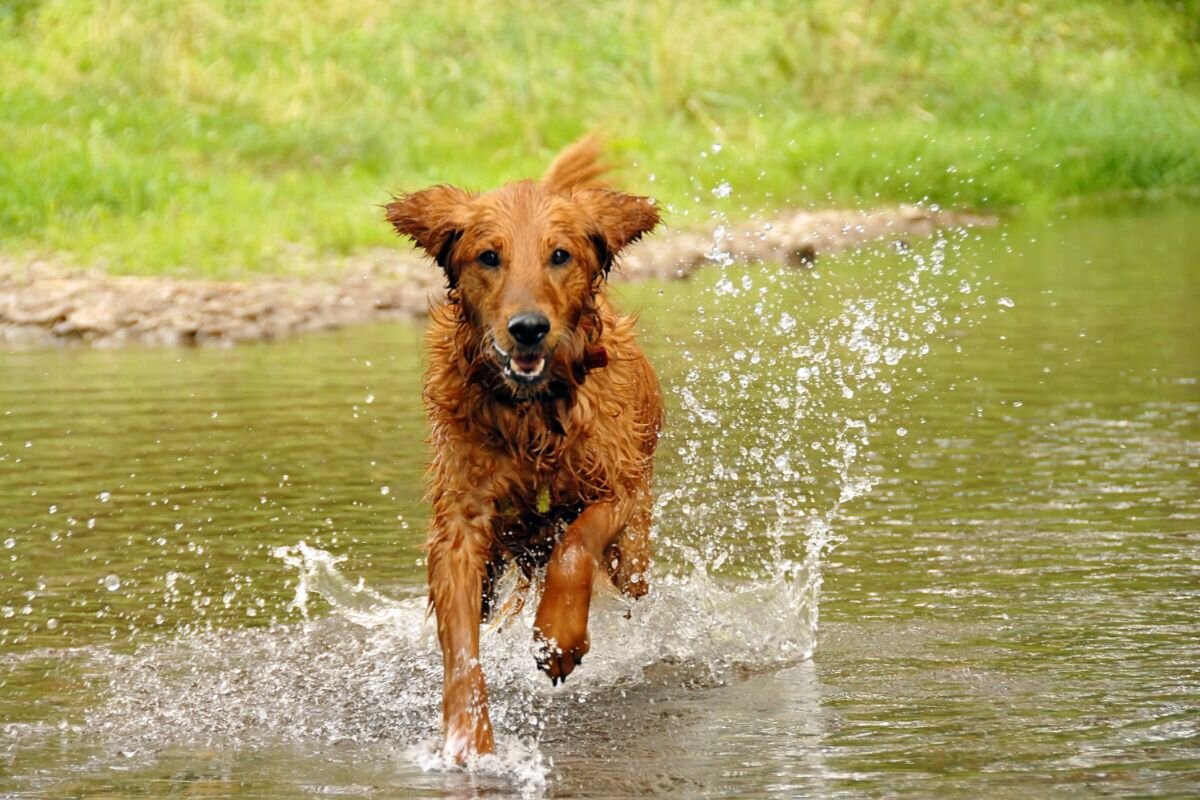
left=493, top=340, right=548, bottom=385
left=497, top=312, right=551, bottom=385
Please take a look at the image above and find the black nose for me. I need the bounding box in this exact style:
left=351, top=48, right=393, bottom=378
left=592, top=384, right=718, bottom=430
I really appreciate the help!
left=507, top=312, right=550, bottom=347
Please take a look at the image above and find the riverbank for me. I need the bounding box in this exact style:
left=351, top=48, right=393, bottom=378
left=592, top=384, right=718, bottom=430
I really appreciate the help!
left=3, top=1, right=1197, bottom=277
left=0, top=206, right=994, bottom=348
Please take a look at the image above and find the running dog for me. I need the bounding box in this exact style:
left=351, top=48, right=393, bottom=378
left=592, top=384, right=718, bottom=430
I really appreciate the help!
left=385, top=137, right=662, bottom=761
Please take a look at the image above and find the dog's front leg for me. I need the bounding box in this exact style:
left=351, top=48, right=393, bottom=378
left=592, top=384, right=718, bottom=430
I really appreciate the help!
left=533, top=499, right=630, bottom=683
left=428, top=509, right=495, bottom=762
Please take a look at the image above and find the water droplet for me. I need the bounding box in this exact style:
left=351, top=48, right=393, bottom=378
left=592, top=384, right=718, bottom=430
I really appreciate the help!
left=98, top=492, right=111, bottom=503
left=3, top=538, right=14, bottom=549
left=711, top=181, right=733, bottom=199
left=998, top=297, right=1015, bottom=308
left=103, top=575, right=121, bottom=592
left=896, top=427, right=908, bottom=437
left=380, top=486, right=391, bottom=496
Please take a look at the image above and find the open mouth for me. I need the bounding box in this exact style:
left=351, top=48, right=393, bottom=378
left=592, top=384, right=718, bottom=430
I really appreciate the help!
left=493, top=342, right=548, bottom=385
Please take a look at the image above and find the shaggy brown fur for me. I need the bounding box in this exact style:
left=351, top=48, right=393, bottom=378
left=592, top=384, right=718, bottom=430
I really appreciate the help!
left=385, top=138, right=662, bottom=762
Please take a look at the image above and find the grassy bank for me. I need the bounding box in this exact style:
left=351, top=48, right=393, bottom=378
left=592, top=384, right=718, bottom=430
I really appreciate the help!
left=1, top=0, right=1198, bottom=276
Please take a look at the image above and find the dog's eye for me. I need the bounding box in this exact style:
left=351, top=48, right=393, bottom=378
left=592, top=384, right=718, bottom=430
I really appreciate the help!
left=477, top=250, right=501, bottom=268
left=550, top=249, right=571, bottom=266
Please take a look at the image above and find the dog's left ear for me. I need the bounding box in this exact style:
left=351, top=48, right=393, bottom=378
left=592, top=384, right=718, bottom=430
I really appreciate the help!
left=575, top=188, right=660, bottom=275
left=384, top=185, right=473, bottom=273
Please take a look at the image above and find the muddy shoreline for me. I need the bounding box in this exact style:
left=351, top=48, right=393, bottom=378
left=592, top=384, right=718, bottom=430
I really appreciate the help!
left=0, top=206, right=995, bottom=348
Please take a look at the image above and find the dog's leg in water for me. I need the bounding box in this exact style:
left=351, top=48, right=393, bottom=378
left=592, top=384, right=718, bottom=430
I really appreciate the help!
left=606, top=484, right=653, bottom=599
left=533, top=500, right=630, bottom=682
left=428, top=515, right=495, bottom=762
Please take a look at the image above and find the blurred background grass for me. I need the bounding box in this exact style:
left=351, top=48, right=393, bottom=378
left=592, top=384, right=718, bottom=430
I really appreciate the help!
left=1, top=0, right=1198, bottom=276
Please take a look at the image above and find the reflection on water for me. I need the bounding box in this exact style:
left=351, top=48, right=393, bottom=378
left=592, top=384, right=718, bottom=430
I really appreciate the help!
left=2, top=202, right=1199, bottom=797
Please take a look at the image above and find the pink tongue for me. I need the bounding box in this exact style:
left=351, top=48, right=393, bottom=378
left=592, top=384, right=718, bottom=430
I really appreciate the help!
left=513, top=355, right=541, bottom=370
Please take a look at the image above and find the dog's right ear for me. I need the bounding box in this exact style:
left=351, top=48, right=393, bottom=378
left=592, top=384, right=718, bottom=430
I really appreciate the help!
left=385, top=185, right=473, bottom=276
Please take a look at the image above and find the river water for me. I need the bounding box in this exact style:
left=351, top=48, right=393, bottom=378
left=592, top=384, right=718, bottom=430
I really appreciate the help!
left=1, top=202, right=1197, bottom=797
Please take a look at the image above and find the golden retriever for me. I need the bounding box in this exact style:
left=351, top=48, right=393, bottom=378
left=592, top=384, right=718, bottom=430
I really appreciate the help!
left=385, top=137, right=662, bottom=761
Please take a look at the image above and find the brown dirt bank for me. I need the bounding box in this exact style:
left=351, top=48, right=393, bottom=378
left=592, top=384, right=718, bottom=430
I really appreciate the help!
left=0, top=206, right=995, bottom=348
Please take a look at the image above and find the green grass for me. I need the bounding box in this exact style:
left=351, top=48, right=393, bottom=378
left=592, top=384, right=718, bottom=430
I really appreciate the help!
left=1, top=0, right=1198, bottom=276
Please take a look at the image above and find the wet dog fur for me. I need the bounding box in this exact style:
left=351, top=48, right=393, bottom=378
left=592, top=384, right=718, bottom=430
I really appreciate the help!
left=385, top=137, right=662, bottom=761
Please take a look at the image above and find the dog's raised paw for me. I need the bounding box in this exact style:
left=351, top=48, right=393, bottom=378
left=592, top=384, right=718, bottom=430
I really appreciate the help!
left=533, top=631, right=589, bottom=683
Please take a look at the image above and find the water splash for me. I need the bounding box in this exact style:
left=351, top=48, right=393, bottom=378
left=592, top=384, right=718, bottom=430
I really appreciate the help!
left=271, top=540, right=419, bottom=627
left=406, top=736, right=550, bottom=797
left=83, top=545, right=818, bottom=795
left=655, top=229, right=982, bottom=653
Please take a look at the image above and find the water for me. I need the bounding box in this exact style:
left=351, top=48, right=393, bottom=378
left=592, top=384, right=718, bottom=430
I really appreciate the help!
left=2, top=201, right=1198, bottom=797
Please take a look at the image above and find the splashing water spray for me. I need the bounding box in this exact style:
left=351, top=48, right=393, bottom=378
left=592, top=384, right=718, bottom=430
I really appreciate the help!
left=647, top=159, right=987, bottom=678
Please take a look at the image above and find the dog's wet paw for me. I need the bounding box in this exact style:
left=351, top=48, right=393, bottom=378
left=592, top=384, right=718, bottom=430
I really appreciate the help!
left=533, top=630, right=589, bottom=683
left=611, top=562, right=650, bottom=599
left=606, top=540, right=652, bottom=599
left=533, top=538, right=595, bottom=683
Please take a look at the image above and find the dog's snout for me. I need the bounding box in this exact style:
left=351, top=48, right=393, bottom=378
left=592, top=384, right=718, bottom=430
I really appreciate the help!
left=507, top=312, right=550, bottom=347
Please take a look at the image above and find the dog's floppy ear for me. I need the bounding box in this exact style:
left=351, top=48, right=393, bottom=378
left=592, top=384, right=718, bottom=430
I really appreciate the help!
left=575, top=188, right=660, bottom=276
left=385, top=185, right=473, bottom=278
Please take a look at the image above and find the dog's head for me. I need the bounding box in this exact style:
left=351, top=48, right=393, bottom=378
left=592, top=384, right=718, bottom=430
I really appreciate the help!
left=386, top=141, right=659, bottom=394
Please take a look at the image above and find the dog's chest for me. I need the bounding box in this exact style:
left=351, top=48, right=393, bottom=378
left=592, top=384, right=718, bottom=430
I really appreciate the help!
left=491, top=481, right=582, bottom=568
